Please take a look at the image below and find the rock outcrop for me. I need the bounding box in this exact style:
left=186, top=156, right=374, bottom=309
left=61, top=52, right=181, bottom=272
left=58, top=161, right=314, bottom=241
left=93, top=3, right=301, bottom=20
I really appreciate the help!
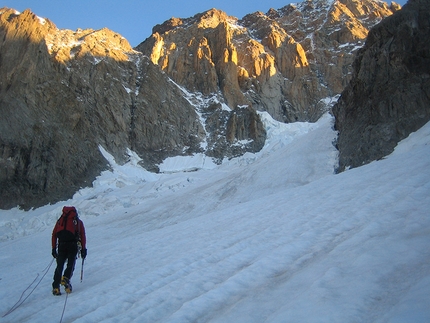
left=332, top=0, right=430, bottom=171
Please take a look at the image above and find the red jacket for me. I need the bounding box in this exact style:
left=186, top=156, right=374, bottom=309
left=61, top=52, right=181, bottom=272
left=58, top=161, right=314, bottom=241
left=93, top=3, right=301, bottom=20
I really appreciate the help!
left=52, top=206, right=86, bottom=249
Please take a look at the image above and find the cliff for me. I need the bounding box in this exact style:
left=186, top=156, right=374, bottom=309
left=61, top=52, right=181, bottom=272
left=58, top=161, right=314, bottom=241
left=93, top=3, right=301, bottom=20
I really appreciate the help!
left=332, top=0, right=430, bottom=171
left=136, top=0, right=399, bottom=122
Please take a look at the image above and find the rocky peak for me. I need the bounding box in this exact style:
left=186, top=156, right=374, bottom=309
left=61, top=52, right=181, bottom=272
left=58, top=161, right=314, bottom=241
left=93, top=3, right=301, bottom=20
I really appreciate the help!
left=0, top=8, right=55, bottom=40
left=152, top=17, right=184, bottom=35
left=137, top=0, right=399, bottom=123
left=152, top=9, right=233, bottom=35
left=45, top=27, right=134, bottom=63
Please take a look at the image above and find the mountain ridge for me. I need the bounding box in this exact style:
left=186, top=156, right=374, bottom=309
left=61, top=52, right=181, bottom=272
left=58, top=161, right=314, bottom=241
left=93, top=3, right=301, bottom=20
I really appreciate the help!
left=0, top=0, right=409, bottom=209
left=136, top=0, right=400, bottom=122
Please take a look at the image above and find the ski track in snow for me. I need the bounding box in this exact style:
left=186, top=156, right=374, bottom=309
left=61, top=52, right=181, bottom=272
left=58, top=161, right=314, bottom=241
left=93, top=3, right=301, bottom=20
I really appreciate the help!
left=1, top=113, right=430, bottom=322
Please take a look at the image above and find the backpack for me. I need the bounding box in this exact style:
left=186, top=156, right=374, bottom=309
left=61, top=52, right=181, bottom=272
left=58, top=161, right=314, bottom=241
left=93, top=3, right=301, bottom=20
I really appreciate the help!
left=56, top=206, right=80, bottom=242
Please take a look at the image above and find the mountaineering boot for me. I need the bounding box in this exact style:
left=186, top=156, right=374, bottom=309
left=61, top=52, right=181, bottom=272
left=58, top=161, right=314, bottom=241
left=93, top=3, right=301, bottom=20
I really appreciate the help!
left=52, top=287, right=61, bottom=296
left=61, top=276, right=72, bottom=294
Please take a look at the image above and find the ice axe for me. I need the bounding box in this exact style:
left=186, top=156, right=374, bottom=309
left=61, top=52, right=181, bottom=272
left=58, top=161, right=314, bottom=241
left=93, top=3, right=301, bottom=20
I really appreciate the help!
left=80, top=258, right=85, bottom=283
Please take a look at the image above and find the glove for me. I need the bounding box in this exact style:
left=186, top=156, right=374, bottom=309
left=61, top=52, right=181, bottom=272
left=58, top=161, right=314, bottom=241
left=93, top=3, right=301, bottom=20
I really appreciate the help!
left=52, top=248, right=58, bottom=258
left=81, top=248, right=87, bottom=259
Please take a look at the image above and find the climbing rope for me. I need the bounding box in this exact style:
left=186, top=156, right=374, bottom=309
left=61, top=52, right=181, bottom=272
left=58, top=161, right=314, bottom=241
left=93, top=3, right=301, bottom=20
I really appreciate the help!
left=2, top=258, right=55, bottom=317
left=59, top=292, right=69, bottom=323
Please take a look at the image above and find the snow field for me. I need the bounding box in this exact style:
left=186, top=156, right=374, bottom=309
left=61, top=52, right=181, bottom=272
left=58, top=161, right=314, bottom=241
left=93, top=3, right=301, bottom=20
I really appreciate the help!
left=0, top=113, right=429, bottom=322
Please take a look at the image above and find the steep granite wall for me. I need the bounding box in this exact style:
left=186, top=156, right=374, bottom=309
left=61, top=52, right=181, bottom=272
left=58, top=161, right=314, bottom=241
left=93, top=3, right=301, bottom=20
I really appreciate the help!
left=333, top=0, right=430, bottom=171
left=136, top=0, right=399, bottom=123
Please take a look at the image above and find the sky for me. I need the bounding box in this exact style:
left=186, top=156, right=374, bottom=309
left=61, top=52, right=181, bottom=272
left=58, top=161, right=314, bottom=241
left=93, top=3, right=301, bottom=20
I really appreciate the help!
left=1, top=111, right=429, bottom=322
left=2, top=0, right=408, bottom=47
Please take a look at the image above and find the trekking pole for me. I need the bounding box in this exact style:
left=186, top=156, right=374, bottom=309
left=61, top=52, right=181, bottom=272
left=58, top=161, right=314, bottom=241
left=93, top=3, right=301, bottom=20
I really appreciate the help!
left=80, top=258, right=85, bottom=282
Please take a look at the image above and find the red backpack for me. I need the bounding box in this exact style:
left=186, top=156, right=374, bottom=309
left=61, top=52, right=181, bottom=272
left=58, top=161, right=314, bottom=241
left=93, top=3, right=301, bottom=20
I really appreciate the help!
left=55, top=206, right=80, bottom=242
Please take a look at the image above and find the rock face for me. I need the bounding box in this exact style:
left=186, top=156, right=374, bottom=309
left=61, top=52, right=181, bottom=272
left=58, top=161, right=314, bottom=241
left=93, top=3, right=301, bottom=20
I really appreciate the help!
left=332, top=0, right=430, bottom=171
left=0, top=8, right=264, bottom=209
left=0, top=1, right=401, bottom=209
left=0, top=9, right=205, bottom=209
left=136, top=0, right=399, bottom=123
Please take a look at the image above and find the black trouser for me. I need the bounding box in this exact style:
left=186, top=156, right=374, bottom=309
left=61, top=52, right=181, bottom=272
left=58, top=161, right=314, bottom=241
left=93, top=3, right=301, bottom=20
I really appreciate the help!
left=53, top=240, right=78, bottom=288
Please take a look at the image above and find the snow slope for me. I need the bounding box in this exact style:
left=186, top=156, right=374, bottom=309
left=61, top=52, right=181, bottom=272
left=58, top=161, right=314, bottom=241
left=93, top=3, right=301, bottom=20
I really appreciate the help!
left=1, top=113, right=429, bottom=323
